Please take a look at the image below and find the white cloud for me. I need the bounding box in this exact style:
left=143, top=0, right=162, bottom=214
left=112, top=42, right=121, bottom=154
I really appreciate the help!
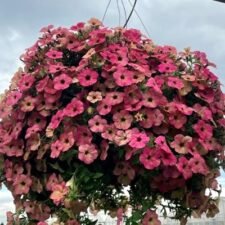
left=0, top=189, right=14, bottom=224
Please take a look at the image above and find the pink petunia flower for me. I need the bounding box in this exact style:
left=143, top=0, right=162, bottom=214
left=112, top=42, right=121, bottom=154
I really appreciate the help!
left=146, top=77, right=162, bottom=94
left=78, top=144, right=98, bottom=164
left=46, top=173, right=62, bottom=191
left=6, top=91, right=22, bottom=106
left=50, top=182, right=69, bottom=205
left=20, top=96, right=36, bottom=112
left=175, top=102, right=193, bottom=115
left=77, top=68, right=99, bottom=86
left=142, top=90, right=167, bottom=108
left=18, top=74, right=35, bottom=91
left=87, top=91, right=103, bottom=103
left=193, top=103, right=213, bottom=121
left=59, top=131, right=75, bottom=152
left=101, top=124, right=117, bottom=141
left=25, top=124, right=42, bottom=139
left=50, top=140, right=64, bottom=158
left=53, top=73, right=72, bottom=90
left=48, top=110, right=64, bottom=130
left=158, top=62, right=177, bottom=73
left=36, top=76, right=50, bottom=93
left=48, top=63, right=65, bottom=73
left=75, top=125, right=93, bottom=145
left=159, top=149, right=177, bottom=166
left=140, top=147, right=160, bottom=170
left=168, top=112, right=187, bottom=129
left=105, top=92, right=124, bottom=105
left=123, top=29, right=141, bottom=43
left=46, top=49, right=63, bottom=59
left=3, top=141, right=24, bottom=157
left=88, top=115, right=107, bottom=133
left=188, top=154, right=209, bottom=175
left=167, top=77, right=184, bottom=89
left=193, top=120, right=213, bottom=140
left=113, top=110, right=133, bottom=130
left=64, top=98, right=84, bottom=117
left=37, top=222, right=48, bottom=225
left=170, top=134, right=192, bottom=154
left=114, top=129, right=132, bottom=146
left=13, top=174, right=32, bottom=195
left=139, top=109, right=154, bottom=128
left=96, top=99, right=112, bottom=115
left=113, top=67, right=134, bottom=87
left=142, top=210, right=161, bottom=225
left=176, top=156, right=192, bottom=180
left=129, top=130, right=149, bottom=149
left=154, top=136, right=170, bottom=153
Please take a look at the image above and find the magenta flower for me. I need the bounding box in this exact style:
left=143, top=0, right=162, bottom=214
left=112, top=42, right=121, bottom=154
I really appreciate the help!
left=169, top=112, right=187, bottom=129
left=50, top=182, right=68, bottom=206
left=154, top=136, right=170, bottom=152
left=123, top=29, right=141, bottom=43
left=105, top=92, right=124, bottom=105
left=6, top=91, right=22, bottom=106
left=45, top=49, right=63, bottom=59
left=50, top=140, right=63, bottom=158
left=88, top=115, right=107, bottom=133
left=170, top=134, right=192, bottom=154
left=77, top=68, right=98, bottom=86
left=48, top=110, right=64, bottom=130
left=140, top=147, right=160, bottom=170
left=48, top=63, right=65, bottom=73
left=75, top=125, right=93, bottom=145
left=59, top=131, right=75, bottom=152
left=97, top=100, right=112, bottom=115
left=146, top=77, right=162, bottom=94
left=64, top=98, right=84, bottom=117
left=101, top=124, right=117, bottom=141
left=113, top=67, right=134, bottom=87
left=18, top=74, right=35, bottom=91
left=158, top=62, right=177, bottom=73
left=13, top=174, right=32, bottom=195
left=46, top=173, right=62, bottom=191
left=188, top=154, right=209, bottom=175
left=167, top=77, right=184, bottom=89
left=53, top=73, right=72, bottom=90
left=129, top=130, right=149, bottom=149
left=78, top=144, right=98, bottom=164
left=176, top=157, right=192, bottom=180
left=142, top=210, right=161, bottom=225
left=193, top=103, right=212, bottom=121
left=139, top=109, right=154, bottom=128
left=175, top=102, right=193, bottom=115
left=87, top=91, right=103, bottom=103
left=20, top=96, right=36, bottom=112
left=114, top=129, right=132, bottom=146
left=193, top=120, right=213, bottom=140
left=113, top=110, right=133, bottom=130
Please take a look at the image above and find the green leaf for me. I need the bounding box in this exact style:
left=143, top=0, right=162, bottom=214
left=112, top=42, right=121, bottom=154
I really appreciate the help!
left=93, top=172, right=103, bottom=179
left=49, top=162, right=65, bottom=173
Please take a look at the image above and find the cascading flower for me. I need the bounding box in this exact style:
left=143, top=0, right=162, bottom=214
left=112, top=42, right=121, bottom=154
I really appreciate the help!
left=0, top=19, right=225, bottom=225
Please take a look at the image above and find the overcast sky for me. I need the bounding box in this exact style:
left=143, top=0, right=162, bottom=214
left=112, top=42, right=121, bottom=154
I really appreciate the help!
left=0, top=0, right=225, bottom=223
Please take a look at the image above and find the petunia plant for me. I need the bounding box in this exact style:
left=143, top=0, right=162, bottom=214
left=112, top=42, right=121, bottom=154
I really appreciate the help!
left=0, top=18, right=225, bottom=225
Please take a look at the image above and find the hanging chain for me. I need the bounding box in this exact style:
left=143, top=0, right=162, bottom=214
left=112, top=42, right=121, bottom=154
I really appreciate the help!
left=123, top=0, right=137, bottom=27
left=102, top=0, right=112, bottom=23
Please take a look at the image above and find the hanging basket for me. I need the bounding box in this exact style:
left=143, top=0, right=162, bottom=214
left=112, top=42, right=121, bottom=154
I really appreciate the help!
left=0, top=18, right=225, bottom=225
